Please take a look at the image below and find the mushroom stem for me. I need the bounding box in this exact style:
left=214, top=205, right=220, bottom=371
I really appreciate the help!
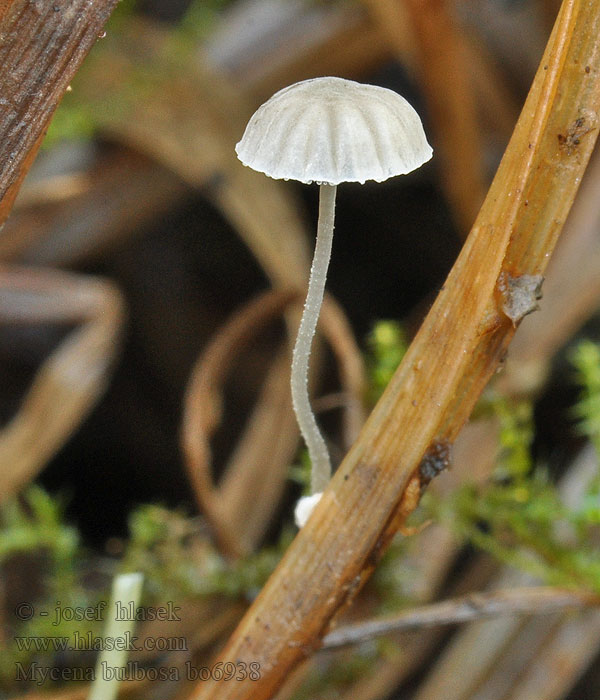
left=291, top=183, right=337, bottom=494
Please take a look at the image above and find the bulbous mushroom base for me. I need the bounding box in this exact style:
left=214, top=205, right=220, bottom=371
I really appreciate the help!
left=294, top=492, right=323, bottom=528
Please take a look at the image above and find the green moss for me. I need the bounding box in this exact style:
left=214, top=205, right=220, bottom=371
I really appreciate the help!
left=371, top=537, right=416, bottom=613
left=570, top=339, right=600, bottom=458
left=426, top=342, right=600, bottom=592
left=0, top=487, right=97, bottom=683
left=291, top=642, right=382, bottom=700
left=0, top=492, right=292, bottom=689
left=0, top=485, right=79, bottom=571
left=122, top=504, right=291, bottom=600
left=365, top=320, right=408, bottom=405
left=175, top=0, right=232, bottom=46
left=43, top=97, right=97, bottom=149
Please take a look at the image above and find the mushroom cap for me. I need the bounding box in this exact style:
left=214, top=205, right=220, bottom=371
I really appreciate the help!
left=235, top=77, right=432, bottom=185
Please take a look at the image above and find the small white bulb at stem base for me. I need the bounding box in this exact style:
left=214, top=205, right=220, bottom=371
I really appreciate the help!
left=294, top=492, right=323, bottom=527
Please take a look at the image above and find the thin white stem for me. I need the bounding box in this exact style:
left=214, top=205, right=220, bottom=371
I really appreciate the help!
left=291, top=183, right=337, bottom=494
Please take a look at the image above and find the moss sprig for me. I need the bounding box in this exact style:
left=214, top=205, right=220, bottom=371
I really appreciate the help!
left=429, top=361, right=600, bottom=592
left=570, top=339, right=600, bottom=455
left=365, top=320, right=408, bottom=406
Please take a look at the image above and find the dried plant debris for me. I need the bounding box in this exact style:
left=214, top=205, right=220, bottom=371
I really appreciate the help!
left=419, top=440, right=452, bottom=486
left=557, top=108, right=598, bottom=155
left=497, top=271, right=544, bottom=326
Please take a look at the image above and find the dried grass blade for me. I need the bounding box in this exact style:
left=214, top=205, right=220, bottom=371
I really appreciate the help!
left=0, top=151, right=189, bottom=267
left=0, top=0, right=119, bottom=224
left=0, top=267, right=124, bottom=499
left=323, top=587, right=600, bottom=648
left=320, top=297, right=367, bottom=449
left=367, top=0, right=487, bottom=234
left=181, top=290, right=298, bottom=557
left=503, top=146, right=600, bottom=392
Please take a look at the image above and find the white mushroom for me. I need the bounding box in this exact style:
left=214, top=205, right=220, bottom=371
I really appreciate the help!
left=236, top=76, right=432, bottom=510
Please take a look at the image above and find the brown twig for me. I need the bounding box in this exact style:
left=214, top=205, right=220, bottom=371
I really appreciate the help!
left=322, top=587, right=599, bottom=649
left=338, top=139, right=600, bottom=690
left=354, top=134, right=600, bottom=700
left=190, top=2, right=600, bottom=697
left=502, top=145, right=600, bottom=395
left=0, top=0, right=119, bottom=224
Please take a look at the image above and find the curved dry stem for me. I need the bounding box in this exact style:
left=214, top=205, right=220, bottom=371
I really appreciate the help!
left=181, top=289, right=298, bottom=558
left=0, top=267, right=124, bottom=500
left=320, top=295, right=367, bottom=448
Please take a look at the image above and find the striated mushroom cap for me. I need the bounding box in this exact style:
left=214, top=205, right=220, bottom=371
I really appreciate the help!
left=235, top=76, right=432, bottom=185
